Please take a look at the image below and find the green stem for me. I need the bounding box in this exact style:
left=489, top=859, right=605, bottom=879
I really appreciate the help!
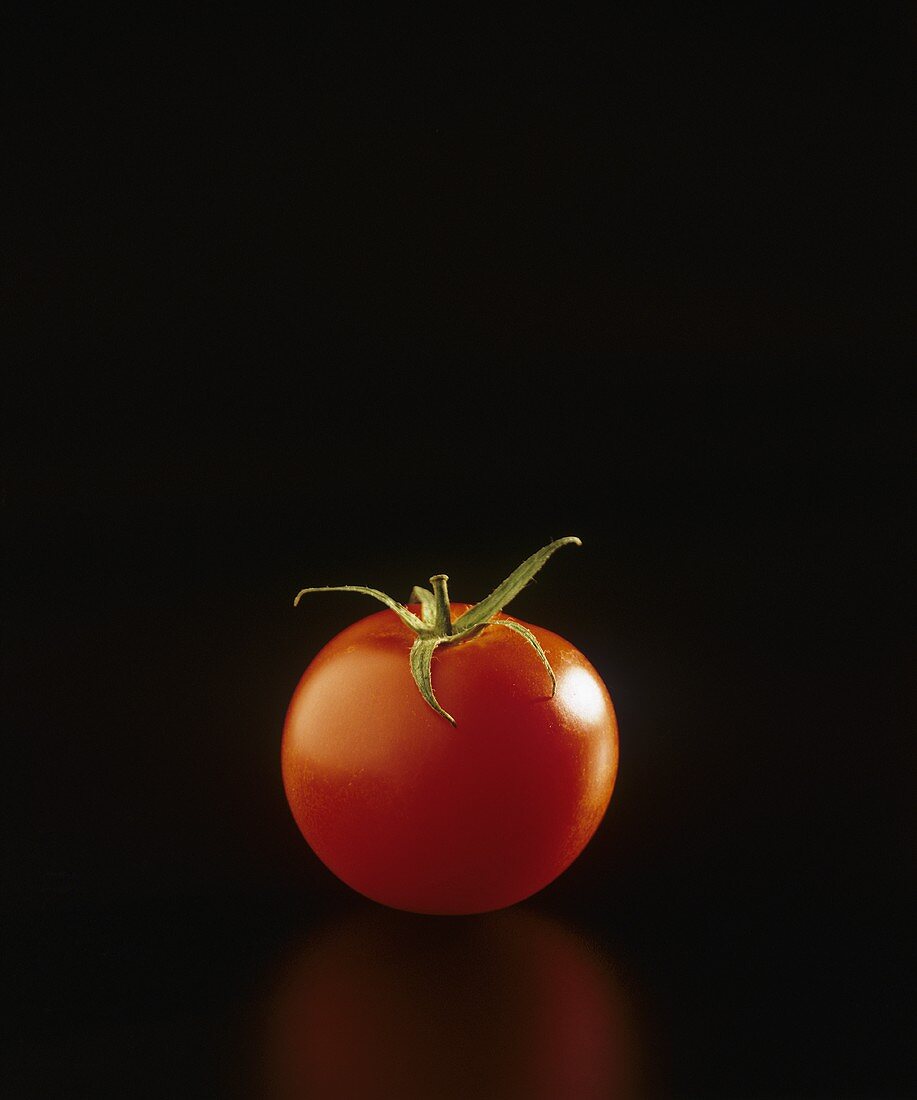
left=429, top=574, right=453, bottom=636
left=293, top=536, right=582, bottom=725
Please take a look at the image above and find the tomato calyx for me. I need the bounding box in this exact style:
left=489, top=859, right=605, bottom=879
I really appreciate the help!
left=293, top=535, right=582, bottom=726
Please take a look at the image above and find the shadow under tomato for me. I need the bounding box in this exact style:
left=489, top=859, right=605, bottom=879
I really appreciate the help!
left=254, top=906, right=646, bottom=1100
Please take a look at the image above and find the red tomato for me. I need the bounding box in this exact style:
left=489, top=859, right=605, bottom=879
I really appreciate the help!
left=282, top=595, right=618, bottom=914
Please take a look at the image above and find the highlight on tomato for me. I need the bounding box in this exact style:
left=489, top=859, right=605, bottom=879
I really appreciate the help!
left=281, top=537, right=618, bottom=914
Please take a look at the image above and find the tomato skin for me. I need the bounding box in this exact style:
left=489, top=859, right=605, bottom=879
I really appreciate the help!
left=281, top=603, right=618, bottom=914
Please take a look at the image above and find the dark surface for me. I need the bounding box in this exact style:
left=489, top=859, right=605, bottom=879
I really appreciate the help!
left=6, top=8, right=914, bottom=1097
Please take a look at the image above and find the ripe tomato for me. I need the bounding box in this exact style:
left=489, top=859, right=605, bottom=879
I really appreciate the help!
left=282, top=538, right=618, bottom=914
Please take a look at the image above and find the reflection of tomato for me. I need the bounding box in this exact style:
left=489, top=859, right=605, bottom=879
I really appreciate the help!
left=261, top=909, right=643, bottom=1100
left=282, top=601, right=618, bottom=913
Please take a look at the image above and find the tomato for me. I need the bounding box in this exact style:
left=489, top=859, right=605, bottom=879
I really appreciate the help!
left=281, top=538, right=618, bottom=914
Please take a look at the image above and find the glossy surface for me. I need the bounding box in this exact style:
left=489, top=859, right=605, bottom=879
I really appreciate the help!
left=282, top=605, right=618, bottom=913
left=261, top=908, right=643, bottom=1099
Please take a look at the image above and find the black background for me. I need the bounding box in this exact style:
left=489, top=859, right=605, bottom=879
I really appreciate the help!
left=6, top=7, right=914, bottom=1097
